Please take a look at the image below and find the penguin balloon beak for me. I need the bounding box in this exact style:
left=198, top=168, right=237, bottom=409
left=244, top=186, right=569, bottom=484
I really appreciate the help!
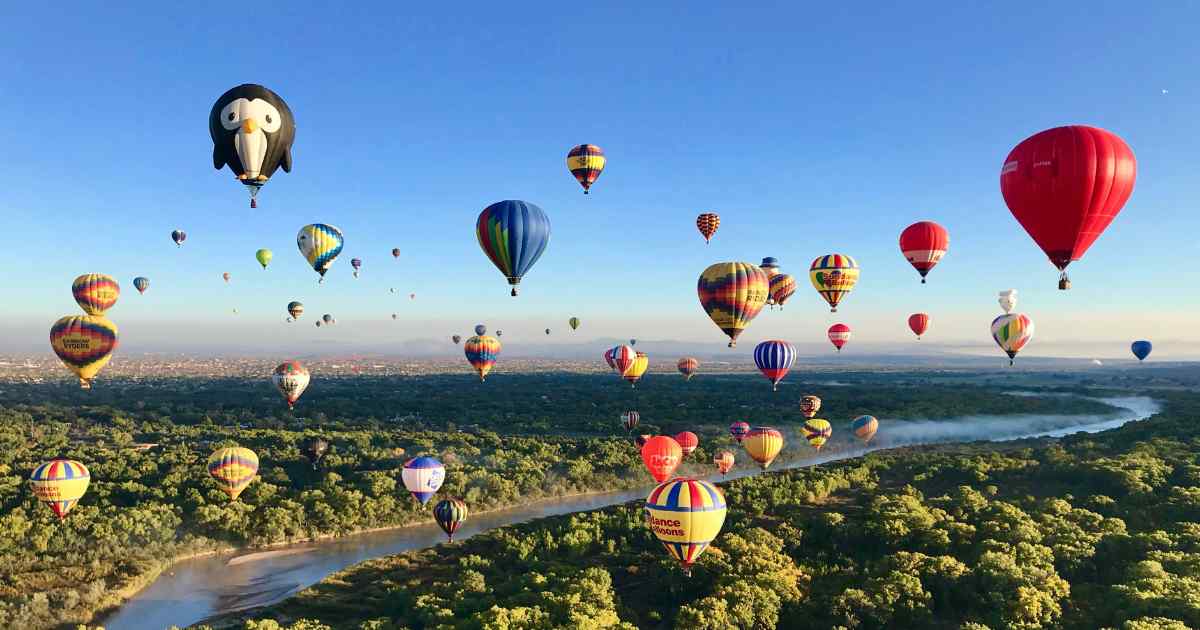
left=242, top=118, right=258, bottom=134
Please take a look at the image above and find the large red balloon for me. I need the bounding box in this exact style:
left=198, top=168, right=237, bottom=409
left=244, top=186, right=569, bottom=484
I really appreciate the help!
left=673, top=431, right=699, bottom=457
left=898, top=221, right=949, bottom=283
left=641, top=436, right=682, bottom=482
left=908, top=313, right=930, bottom=339
left=1000, top=125, right=1136, bottom=289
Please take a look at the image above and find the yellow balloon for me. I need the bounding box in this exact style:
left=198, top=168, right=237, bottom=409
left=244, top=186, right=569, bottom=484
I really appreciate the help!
left=207, top=447, right=259, bottom=500
left=809, top=254, right=860, bottom=312
left=644, top=477, right=727, bottom=572
left=802, top=418, right=833, bottom=450
left=50, top=315, right=118, bottom=388
left=255, top=248, right=273, bottom=269
left=30, top=459, right=90, bottom=519
left=624, top=351, right=649, bottom=387
left=742, top=427, right=784, bottom=469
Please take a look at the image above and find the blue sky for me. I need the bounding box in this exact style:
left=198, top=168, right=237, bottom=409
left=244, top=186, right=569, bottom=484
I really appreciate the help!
left=2, top=3, right=1197, bottom=359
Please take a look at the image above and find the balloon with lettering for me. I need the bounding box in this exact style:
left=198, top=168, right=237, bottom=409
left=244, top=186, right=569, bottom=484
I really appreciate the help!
left=828, top=323, right=852, bottom=352
left=999, top=289, right=1017, bottom=314
left=640, top=436, right=682, bottom=482
left=207, top=446, right=259, bottom=500
left=899, top=221, right=949, bottom=283
left=742, top=427, right=784, bottom=469
left=809, top=254, right=859, bottom=312
left=566, top=144, right=606, bottom=194
left=30, top=459, right=90, bottom=520
left=697, top=261, right=769, bottom=347
left=476, top=200, right=551, bottom=296
left=209, top=83, right=295, bottom=208
left=402, top=456, right=445, bottom=505
left=51, top=315, right=118, bottom=388
left=644, top=478, right=727, bottom=572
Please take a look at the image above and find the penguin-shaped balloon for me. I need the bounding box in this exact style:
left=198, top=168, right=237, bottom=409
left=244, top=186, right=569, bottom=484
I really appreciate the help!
left=209, top=84, right=295, bottom=208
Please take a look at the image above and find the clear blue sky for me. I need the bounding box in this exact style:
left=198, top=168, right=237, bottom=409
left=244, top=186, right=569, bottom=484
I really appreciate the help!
left=2, top=3, right=1197, bottom=359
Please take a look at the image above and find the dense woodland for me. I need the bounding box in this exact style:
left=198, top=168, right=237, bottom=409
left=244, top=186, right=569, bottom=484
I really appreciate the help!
left=0, top=369, right=1168, bottom=629
left=210, top=387, right=1200, bottom=629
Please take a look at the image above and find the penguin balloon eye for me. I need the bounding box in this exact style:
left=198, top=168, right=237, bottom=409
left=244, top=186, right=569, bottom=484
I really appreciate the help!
left=249, top=99, right=283, bottom=134
left=219, top=98, right=249, bottom=131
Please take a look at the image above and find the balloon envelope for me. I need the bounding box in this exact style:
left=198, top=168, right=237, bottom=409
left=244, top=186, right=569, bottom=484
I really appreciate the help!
left=73, top=273, right=119, bottom=316
left=743, top=427, right=784, bottom=469
left=899, top=221, right=949, bottom=282
left=674, top=431, right=699, bottom=457
left=171, top=229, right=186, bottom=246
left=300, top=436, right=329, bottom=468
left=802, top=419, right=833, bottom=450
left=255, top=248, right=273, bottom=269
left=645, top=478, right=727, bottom=570
left=641, top=436, right=682, bottom=482
left=433, top=497, right=468, bottom=542
left=476, top=200, right=551, bottom=296
left=297, top=224, right=345, bottom=281
left=208, top=447, right=259, bottom=500
left=566, top=144, right=606, bottom=193
left=568, top=317, right=580, bottom=330
left=828, top=324, right=852, bottom=351
left=133, top=277, right=149, bottom=295
left=696, top=213, right=720, bottom=243
left=768, top=273, right=797, bottom=308
left=754, top=340, right=796, bottom=390
left=677, top=357, right=699, bottom=381
left=999, top=290, right=1017, bottom=314
left=30, top=459, right=90, bottom=519
left=713, top=450, right=735, bottom=475
left=810, top=255, right=859, bottom=312
left=624, top=352, right=649, bottom=387
left=729, top=421, right=751, bottom=443
left=697, top=262, right=769, bottom=347
left=464, top=335, right=501, bottom=381
left=908, top=313, right=930, bottom=339
left=402, top=456, right=445, bottom=504
left=851, top=415, right=878, bottom=443
left=272, top=361, right=310, bottom=409
left=991, top=313, right=1035, bottom=365
left=51, top=315, right=118, bottom=388
left=287, top=301, right=304, bottom=320
left=621, top=411, right=640, bottom=431
left=1131, top=340, right=1152, bottom=361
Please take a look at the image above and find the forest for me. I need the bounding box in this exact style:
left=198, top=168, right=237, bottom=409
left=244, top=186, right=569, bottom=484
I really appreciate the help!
left=0, top=369, right=1156, bottom=629
left=207, top=387, right=1200, bottom=629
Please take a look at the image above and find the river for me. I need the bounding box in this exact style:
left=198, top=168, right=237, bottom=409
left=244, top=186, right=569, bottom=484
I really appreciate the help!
left=101, top=395, right=1158, bottom=630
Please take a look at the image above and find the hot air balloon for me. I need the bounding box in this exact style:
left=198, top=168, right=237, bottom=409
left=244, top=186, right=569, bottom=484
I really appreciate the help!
left=696, top=213, right=720, bottom=243
left=674, top=431, right=699, bottom=457
left=908, top=313, right=930, bottom=340
left=452, top=335, right=462, bottom=344
left=697, top=262, right=769, bottom=347
left=51, top=316, right=118, bottom=388
left=677, top=357, right=699, bottom=381
left=73, top=274, right=119, bottom=316
left=1001, top=126, right=1136, bottom=289
left=207, top=446, right=259, bottom=500
left=272, top=361, right=310, bottom=409
left=545, top=328, right=552, bottom=335
left=402, top=456, right=445, bottom=505
left=566, top=144, right=606, bottom=194
left=29, top=459, right=90, bottom=520
left=760, top=257, right=780, bottom=280
left=300, top=436, right=329, bottom=469
left=800, top=395, right=821, bottom=418
left=323, top=314, right=333, bottom=325
left=434, top=497, right=468, bottom=542
left=610, top=345, right=637, bottom=376
left=810, top=255, right=859, bottom=312
left=999, top=289, right=1018, bottom=314
left=391, top=313, right=398, bottom=320
left=464, top=334, right=501, bottom=381
left=297, top=224, right=344, bottom=283
left=351, top=258, right=362, bottom=278
left=828, top=324, right=851, bottom=352
left=569, top=317, right=580, bottom=331
left=604, top=347, right=617, bottom=371
left=476, top=200, right=551, bottom=296
left=899, top=221, right=949, bottom=283
left=1132, top=340, right=1152, bottom=362
left=645, top=478, right=727, bottom=574
left=629, top=338, right=637, bottom=346
left=713, top=450, right=735, bottom=475
left=768, top=274, right=797, bottom=309
left=287, top=301, right=303, bottom=321
left=621, top=411, right=640, bottom=432
left=496, top=330, right=503, bottom=337
left=802, top=419, right=833, bottom=450
left=410, top=293, right=416, bottom=300
left=256, top=249, right=273, bottom=269
left=133, top=277, right=149, bottom=295
left=624, top=352, right=649, bottom=388
left=315, top=320, right=322, bottom=327
left=392, top=248, right=401, bottom=259
left=641, top=436, right=682, bottom=482
left=171, top=229, right=186, bottom=247
left=635, top=434, right=651, bottom=448
left=743, top=427, right=783, bottom=469
left=729, top=421, right=750, bottom=443
left=851, top=415, right=878, bottom=444
left=474, top=324, right=487, bottom=335
left=209, top=84, right=295, bottom=208
left=991, top=313, right=1035, bottom=366
left=754, top=340, right=796, bottom=391
left=223, top=272, right=231, bottom=284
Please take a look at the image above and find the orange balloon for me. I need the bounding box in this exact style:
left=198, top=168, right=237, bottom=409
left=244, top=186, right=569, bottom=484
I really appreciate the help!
left=641, top=436, right=682, bottom=482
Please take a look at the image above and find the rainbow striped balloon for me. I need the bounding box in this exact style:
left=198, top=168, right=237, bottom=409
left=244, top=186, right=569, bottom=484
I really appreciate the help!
left=464, top=335, right=502, bottom=381
left=72, top=273, right=119, bottom=316
left=645, top=478, right=727, bottom=571
left=30, top=459, right=90, bottom=519
left=50, top=315, right=119, bottom=388
left=207, top=447, right=259, bottom=500
left=475, top=200, right=551, bottom=296
left=697, top=261, right=769, bottom=347
left=566, top=144, right=606, bottom=194
left=802, top=419, right=833, bottom=450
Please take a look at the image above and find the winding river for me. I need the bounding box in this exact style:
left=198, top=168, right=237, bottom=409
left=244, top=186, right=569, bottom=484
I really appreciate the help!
left=101, top=396, right=1158, bottom=630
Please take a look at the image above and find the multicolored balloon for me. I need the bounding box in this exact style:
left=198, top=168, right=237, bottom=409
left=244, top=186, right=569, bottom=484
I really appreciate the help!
left=800, top=395, right=821, bottom=418
left=297, top=224, right=345, bottom=283
left=350, top=258, right=362, bottom=278
left=713, top=450, right=735, bottom=475
left=1001, top=125, right=1136, bottom=289
left=754, top=339, right=796, bottom=391
left=828, top=324, right=852, bottom=352
left=209, top=83, right=295, bottom=208
left=851, top=415, right=878, bottom=444
left=677, top=357, right=699, bottom=381
left=729, top=421, right=750, bottom=443
left=566, top=144, right=606, bottom=194
left=641, top=436, right=682, bottom=482
left=272, top=361, right=310, bottom=409
left=624, top=351, right=649, bottom=388
left=696, top=213, right=720, bottom=243
left=908, top=313, right=930, bottom=340
left=768, top=273, right=797, bottom=309
left=1132, top=340, right=1152, bottom=362
left=30, top=459, right=90, bottom=520
left=697, top=261, right=769, bottom=347
left=475, top=200, right=551, bottom=296
left=991, top=313, right=1035, bottom=366
left=603, top=347, right=617, bottom=371
left=899, top=221, right=949, bottom=283
left=207, top=446, right=259, bottom=500
left=674, top=431, right=699, bottom=458
left=474, top=324, right=487, bottom=336
left=434, top=497, right=468, bottom=542
left=256, top=248, right=273, bottom=269
left=133, top=277, right=149, bottom=295
left=402, top=456, right=445, bottom=504
left=809, top=254, right=859, bottom=312
left=51, top=315, right=118, bottom=388
left=171, top=229, right=186, bottom=247
left=392, top=248, right=401, bottom=259
left=610, top=345, right=637, bottom=376
left=645, top=478, right=727, bottom=573
left=452, top=335, right=462, bottom=344
left=569, top=317, right=580, bottom=331
left=742, top=427, right=784, bottom=469
left=621, top=411, right=640, bottom=432
left=802, top=419, right=832, bottom=450
left=999, top=289, right=1018, bottom=314
left=287, top=301, right=303, bottom=321
left=464, top=334, right=501, bottom=381
left=72, top=273, right=119, bottom=315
